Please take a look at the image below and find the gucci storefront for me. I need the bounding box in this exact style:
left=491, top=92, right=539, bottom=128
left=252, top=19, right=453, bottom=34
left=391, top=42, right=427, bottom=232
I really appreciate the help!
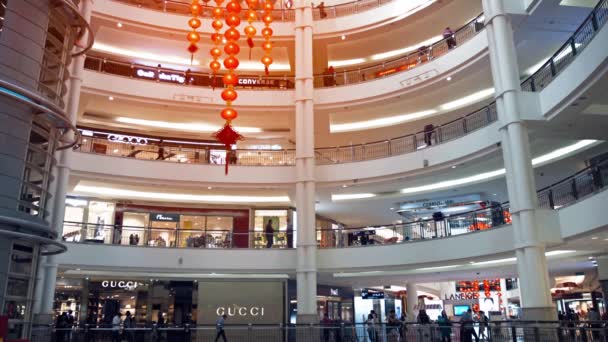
left=54, top=278, right=287, bottom=328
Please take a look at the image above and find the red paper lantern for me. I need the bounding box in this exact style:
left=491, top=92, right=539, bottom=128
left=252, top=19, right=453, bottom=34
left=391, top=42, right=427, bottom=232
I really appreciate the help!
left=226, top=0, right=242, bottom=13
left=191, top=3, right=202, bottom=15
left=212, top=19, right=224, bottom=31
left=223, top=56, right=239, bottom=69
left=224, top=42, right=240, bottom=55
left=189, top=18, right=202, bottom=29
left=261, top=27, right=273, bottom=38
left=224, top=28, right=241, bottom=41
left=261, top=55, right=273, bottom=66
left=211, top=33, right=222, bottom=43
left=209, top=60, right=221, bottom=72
left=244, top=25, right=257, bottom=38
left=213, top=7, right=224, bottom=18
left=223, top=73, right=238, bottom=86
left=226, top=14, right=241, bottom=27
left=210, top=47, right=222, bottom=58
left=187, top=31, right=201, bottom=43
left=221, top=88, right=238, bottom=102
left=187, top=43, right=199, bottom=54
left=221, top=107, right=238, bottom=120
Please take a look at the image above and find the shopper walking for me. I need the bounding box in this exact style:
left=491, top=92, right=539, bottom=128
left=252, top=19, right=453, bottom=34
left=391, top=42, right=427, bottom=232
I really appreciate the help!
left=460, top=309, right=479, bottom=342
left=437, top=310, right=452, bottom=342
left=123, top=311, right=134, bottom=342
left=477, top=311, right=488, bottom=340
left=366, top=310, right=378, bottom=342
left=416, top=309, right=431, bottom=341
left=215, top=314, right=228, bottom=342
left=443, top=27, right=456, bottom=49
left=265, top=219, right=274, bottom=248
left=588, top=307, right=601, bottom=340
left=111, top=312, right=121, bottom=342
left=55, top=312, right=68, bottom=342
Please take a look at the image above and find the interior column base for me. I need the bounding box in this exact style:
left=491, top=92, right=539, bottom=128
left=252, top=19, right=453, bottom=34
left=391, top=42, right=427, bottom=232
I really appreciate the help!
left=521, top=306, right=556, bottom=321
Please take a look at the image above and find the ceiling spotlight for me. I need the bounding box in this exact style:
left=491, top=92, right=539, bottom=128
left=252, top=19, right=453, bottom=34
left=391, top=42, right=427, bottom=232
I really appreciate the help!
left=341, top=35, right=346, bottom=40
left=113, top=149, right=119, bottom=153
left=451, top=165, right=457, bottom=169
left=589, top=256, right=595, bottom=260
left=116, top=22, right=123, bottom=28
left=592, top=237, right=599, bottom=240
left=108, top=96, right=114, bottom=101
left=493, top=193, right=497, bottom=196
left=342, top=184, right=348, bottom=188
left=446, top=76, right=452, bottom=81
left=389, top=207, right=395, bottom=210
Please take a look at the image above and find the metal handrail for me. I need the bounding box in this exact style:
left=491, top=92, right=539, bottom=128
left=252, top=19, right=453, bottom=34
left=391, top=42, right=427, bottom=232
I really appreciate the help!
left=113, top=0, right=412, bottom=21
left=62, top=159, right=608, bottom=249
left=83, top=13, right=484, bottom=89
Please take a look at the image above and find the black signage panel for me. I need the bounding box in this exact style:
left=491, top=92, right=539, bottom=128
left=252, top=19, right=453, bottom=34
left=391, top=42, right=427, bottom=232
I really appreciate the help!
left=361, top=288, right=385, bottom=299
left=149, top=213, right=180, bottom=222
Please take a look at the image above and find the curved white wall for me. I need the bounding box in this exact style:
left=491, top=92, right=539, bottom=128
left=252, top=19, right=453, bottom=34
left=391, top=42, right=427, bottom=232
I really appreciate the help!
left=55, top=189, right=608, bottom=273
left=81, top=32, right=488, bottom=109
left=315, top=32, right=489, bottom=107
left=93, top=0, right=437, bottom=39
left=70, top=121, right=500, bottom=185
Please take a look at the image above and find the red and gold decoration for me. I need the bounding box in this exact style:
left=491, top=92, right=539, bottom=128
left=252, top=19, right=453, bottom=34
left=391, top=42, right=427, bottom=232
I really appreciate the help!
left=260, top=0, right=274, bottom=75
left=184, top=0, right=276, bottom=174
left=212, top=0, right=244, bottom=174
left=187, top=0, right=203, bottom=63
left=244, top=0, right=258, bottom=57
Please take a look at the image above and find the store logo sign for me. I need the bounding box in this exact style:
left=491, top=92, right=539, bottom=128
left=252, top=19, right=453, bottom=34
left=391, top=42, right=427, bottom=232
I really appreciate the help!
left=216, top=305, right=265, bottom=317
left=330, top=288, right=339, bottom=296
left=101, top=280, right=138, bottom=290
left=159, top=71, right=185, bottom=84
left=107, top=134, right=148, bottom=146
left=444, top=293, right=480, bottom=301
left=136, top=69, right=155, bottom=79
left=150, top=213, right=179, bottom=222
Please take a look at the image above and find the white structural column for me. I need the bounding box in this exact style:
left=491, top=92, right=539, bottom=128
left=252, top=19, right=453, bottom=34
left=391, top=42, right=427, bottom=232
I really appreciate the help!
left=405, top=283, right=418, bottom=320
left=38, top=0, right=94, bottom=317
left=482, top=0, right=554, bottom=320
left=294, top=0, right=317, bottom=324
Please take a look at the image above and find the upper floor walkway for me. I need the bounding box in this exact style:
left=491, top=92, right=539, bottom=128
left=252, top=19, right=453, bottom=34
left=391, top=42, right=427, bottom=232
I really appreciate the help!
left=56, top=158, right=608, bottom=272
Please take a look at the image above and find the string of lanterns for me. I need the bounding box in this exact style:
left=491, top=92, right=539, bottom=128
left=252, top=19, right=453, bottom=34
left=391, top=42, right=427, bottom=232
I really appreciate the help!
left=260, top=0, right=274, bottom=75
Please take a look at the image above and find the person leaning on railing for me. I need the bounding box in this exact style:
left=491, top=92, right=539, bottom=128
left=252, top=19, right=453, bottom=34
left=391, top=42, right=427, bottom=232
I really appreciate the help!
left=443, top=27, right=456, bottom=49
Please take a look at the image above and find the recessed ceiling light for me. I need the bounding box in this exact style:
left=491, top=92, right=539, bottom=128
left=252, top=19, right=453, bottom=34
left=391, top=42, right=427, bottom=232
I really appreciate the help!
left=108, top=96, right=114, bottom=101
left=342, top=184, right=348, bottom=188
left=493, top=193, right=497, bottom=196
left=389, top=207, right=395, bottom=210
left=341, top=35, right=346, bottom=40
left=451, top=165, right=457, bottom=169
left=208, top=186, right=212, bottom=190
left=113, top=149, right=119, bottom=153
left=446, top=76, right=452, bottom=81
left=116, top=22, right=123, bottom=28
left=592, top=237, right=599, bottom=240
left=589, top=256, right=595, bottom=260
left=469, top=261, right=475, bottom=264
left=332, top=193, right=376, bottom=201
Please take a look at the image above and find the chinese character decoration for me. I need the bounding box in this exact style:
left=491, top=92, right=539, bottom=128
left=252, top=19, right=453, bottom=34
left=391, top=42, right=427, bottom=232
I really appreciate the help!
left=212, top=0, right=244, bottom=174
left=260, top=0, right=274, bottom=75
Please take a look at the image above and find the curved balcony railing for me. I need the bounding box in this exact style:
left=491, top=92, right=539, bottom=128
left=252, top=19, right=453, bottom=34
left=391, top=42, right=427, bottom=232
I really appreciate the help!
left=74, top=103, right=497, bottom=166
left=83, top=13, right=484, bottom=89
left=36, top=322, right=606, bottom=341
left=521, top=0, right=608, bottom=92
left=115, top=0, right=405, bottom=22
left=78, top=0, right=608, bottom=166
left=62, top=158, right=608, bottom=249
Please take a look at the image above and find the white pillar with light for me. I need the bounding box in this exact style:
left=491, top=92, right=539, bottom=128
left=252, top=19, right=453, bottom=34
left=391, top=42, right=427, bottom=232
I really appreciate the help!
left=482, top=0, right=554, bottom=320
left=294, top=0, right=317, bottom=324
left=38, top=0, right=95, bottom=318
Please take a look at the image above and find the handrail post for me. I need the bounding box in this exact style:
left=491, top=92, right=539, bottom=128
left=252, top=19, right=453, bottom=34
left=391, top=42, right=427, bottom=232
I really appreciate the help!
left=570, top=37, right=577, bottom=56
left=462, top=119, right=468, bottom=134
left=530, top=76, right=536, bottom=92
left=485, top=106, right=492, bottom=124
left=571, top=178, right=579, bottom=200
left=548, top=190, right=555, bottom=209
left=591, top=11, right=599, bottom=31
left=387, top=140, right=392, bottom=156
left=550, top=59, right=557, bottom=76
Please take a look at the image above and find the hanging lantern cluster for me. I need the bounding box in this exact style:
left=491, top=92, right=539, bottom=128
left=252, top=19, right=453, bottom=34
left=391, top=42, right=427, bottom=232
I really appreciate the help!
left=209, top=0, right=225, bottom=80
left=244, top=0, right=258, bottom=56
left=260, top=0, right=274, bottom=75
left=213, top=0, right=244, bottom=174
left=187, top=1, right=203, bottom=62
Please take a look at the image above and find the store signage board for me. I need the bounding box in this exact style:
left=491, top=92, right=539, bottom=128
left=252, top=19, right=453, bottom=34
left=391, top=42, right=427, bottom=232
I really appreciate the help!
left=149, top=213, right=180, bottom=222
left=237, top=77, right=288, bottom=88
left=135, top=69, right=185, bottom=84
left=107, top=134, right=148, bottom=146
left=330, top=288, right=339, bottom=296
left=101, top=280, right=139, bottom=290
left=398, top=194, right=482, bottom=210
left=361, top=288, right=384, bottom=299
